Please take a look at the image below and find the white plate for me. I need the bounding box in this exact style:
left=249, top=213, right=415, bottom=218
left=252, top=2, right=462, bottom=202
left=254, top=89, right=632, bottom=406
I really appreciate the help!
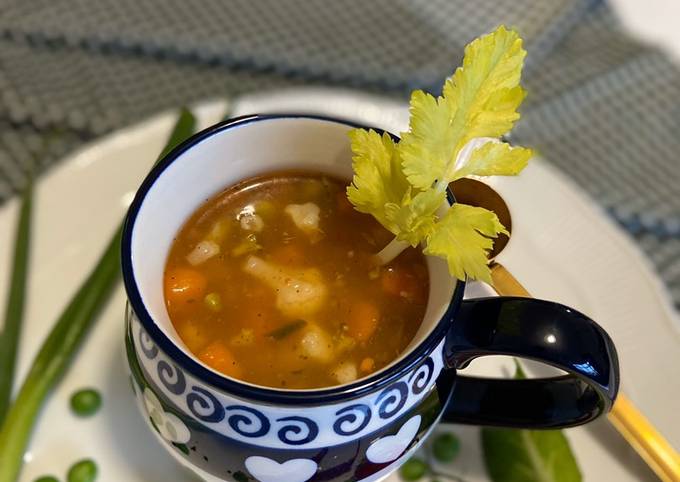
left=1, top=89, right=679, bottom=482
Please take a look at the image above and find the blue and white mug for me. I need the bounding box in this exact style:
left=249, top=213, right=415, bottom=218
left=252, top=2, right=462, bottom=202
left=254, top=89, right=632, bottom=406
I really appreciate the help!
left=122, top=115, right=619, bottom=482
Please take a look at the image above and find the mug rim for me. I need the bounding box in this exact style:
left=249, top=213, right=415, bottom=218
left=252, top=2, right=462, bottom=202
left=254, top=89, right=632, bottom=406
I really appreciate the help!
left=121, top=113, right=466, bottom=404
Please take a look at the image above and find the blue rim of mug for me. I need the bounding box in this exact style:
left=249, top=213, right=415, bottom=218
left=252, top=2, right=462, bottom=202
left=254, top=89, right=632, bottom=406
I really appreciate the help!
left=121, top=113, right=466, bottom=405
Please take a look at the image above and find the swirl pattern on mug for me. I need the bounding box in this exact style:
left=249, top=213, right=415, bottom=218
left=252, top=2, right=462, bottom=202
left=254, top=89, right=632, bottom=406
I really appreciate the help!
left=276, top=416, right=320, bottom=445
left=409, top=357, right=434, bottom=395
left=375, top=381, right=409, bottom=419
left=225, top=405, right=271, bottom=438
left=333, top=404, right=372, bottom=436
left=187, top=386, right=225, bottom=423
left=157, top=360, right=187, bottom=395
left=139, top=329, right=159, bottom=359
left=130, top=316, right=446, bottom=449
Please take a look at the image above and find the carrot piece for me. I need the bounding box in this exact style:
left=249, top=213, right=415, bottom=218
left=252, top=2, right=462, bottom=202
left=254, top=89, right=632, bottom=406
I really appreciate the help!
left=164, top=267, right=208, bottom=307
left=381, top=267, right=406, bottom=296
left=360, top=357, right=375, bottom=373
left=381, top=267, right=427, bottom=304
left=198, top=341, right=242, bottom=378
left=346, top=301, right=380, bottom=343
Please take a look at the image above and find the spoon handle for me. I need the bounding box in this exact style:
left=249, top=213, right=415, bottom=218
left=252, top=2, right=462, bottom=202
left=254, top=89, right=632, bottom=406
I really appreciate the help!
left=489, top=262, right=531, bottom=297
left=608, top=393, right=680, bottom=482
left=489, top=260, right=680, bottom=482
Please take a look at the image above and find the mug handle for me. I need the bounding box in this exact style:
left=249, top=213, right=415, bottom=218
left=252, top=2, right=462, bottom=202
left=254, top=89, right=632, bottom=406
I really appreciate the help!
left=440, top=296, right=619, bottom=429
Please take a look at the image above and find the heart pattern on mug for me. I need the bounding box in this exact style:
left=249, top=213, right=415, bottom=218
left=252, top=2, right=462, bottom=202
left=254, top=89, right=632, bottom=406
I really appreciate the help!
left=245, top=455, right=318, bottom=482
left=366, top=414, right=421, bottom=464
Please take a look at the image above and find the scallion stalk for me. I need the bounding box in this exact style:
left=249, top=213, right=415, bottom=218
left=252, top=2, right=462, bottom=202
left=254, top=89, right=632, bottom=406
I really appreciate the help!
left=0, top=108, right=196, bottom=482
left=0, top=178, right=32, bottom=425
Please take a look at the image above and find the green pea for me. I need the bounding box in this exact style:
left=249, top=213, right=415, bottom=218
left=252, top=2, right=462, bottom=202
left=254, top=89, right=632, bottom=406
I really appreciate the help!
left=34, top=477, right=59, bottom=482
left=67, top=459, right=97, bottom=482
left=254, top=200, right=276, bottom=218
left=203, top=292, right=222, bottom=311
left=399, top=457, right=427, bottom=480
left=70, top=389, right=102, bottom=417
left=432, top=432, right=460, bottom=463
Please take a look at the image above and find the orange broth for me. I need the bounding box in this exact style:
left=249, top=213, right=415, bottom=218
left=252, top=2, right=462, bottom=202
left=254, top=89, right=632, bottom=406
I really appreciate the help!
left=164, top=173, right=429, bottom=389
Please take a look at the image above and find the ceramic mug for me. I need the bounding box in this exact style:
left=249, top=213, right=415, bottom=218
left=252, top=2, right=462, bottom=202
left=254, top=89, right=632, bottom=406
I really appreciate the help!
left=122, top=115, right=619, bottom=482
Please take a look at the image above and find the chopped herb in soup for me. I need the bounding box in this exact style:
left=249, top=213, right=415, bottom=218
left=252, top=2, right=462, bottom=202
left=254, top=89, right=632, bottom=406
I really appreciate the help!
left=164, top=173, right=429, bottom=389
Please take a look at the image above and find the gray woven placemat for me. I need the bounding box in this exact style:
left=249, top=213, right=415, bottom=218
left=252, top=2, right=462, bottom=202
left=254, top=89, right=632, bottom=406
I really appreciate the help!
left=0, top=0, right=679, bottom=307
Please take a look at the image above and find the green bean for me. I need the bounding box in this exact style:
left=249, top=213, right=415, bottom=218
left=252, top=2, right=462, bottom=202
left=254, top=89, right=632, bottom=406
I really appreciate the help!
left=33, top=477, right=58, bottom=482
left=0, top=228, right=120, bottom=482
left=0, top=108, right=196, bottom=482
left=0, top=178, right=32, bottom=425
left=66, top=459, right=97, bottom=482
left=69, top=388, right=102, bottom=417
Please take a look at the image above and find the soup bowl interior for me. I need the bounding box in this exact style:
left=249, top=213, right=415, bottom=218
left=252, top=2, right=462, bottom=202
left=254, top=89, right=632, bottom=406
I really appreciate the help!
left=125, top=115, right=458, bottom=391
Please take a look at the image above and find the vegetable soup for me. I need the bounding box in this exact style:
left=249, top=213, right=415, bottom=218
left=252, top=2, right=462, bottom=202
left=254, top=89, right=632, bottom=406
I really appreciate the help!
left=164, top=173, right=429, bottom=389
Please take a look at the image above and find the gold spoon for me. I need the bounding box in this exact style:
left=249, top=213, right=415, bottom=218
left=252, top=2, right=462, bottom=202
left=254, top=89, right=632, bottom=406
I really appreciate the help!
left=450, top=177, right=680, bottom=482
